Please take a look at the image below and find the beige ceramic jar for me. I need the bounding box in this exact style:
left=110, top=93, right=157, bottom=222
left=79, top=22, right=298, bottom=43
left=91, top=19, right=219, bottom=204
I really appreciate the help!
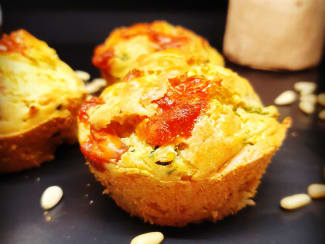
left=223, top=0, right=325, bottom=71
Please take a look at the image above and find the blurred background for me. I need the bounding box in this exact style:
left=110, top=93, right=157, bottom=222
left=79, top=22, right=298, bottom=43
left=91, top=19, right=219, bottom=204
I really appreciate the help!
left=1, top=0, right=228, bottom=10
left=1, top=0, right=324, bottom=98
left=1, top=0, right=228, bottom=49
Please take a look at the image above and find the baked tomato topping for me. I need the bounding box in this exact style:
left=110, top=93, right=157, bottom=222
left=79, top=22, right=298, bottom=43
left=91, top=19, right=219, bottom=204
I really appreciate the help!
left=0, top=32, right=26, bottom=54
left=78, top=97, right=104, bottom=123
left=81, top=126, right=128, bottom=172
left=121, top=29, right=188, bottom=51
left=124, top=69, right=144, bottom=81
left=79, top=99, right=142, bottom=171
left=80, top=140, right=108, bottom=172
left=138, top=76, right=217, bottom=146
left=92, top=47, right=114, bottom=73
left=147, top=31, right=188, bottom=50
left=92, top=23, right=189, bottom=76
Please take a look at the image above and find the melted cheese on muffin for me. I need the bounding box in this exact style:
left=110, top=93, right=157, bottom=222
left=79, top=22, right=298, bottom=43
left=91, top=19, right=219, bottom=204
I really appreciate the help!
left=79, top=58, right=281, bottom=180
left=0, top=30, right=85, bottom=138
left=92, top=21, right=224, bottom=83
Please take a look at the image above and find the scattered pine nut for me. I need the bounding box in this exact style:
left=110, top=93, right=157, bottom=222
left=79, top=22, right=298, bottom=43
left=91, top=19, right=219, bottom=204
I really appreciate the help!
left=246, top=199, right=256, bottom=206
left=75, top=70, right=90, bottom=82
left=45, top=215, right=52, bottom=222
left=300, top=94, right=317, bottom=104
left=274, top=90, right=297, bottom=105
left=40, top=186, right=63, bottom=210
left=307, top=184, right=325, bottom=199
left=131, top=232, right=164, bottom=244
left=319, top=110, right=325, bottom=120
left=280, top=194, right=311, bottom=210
left=294, top=81, right=317, bottom=95
left=85, top=78, right=107, bottom=94
left=290, top=131, right=297, bottom=137
left=299, top=101, right=315, bottom=114
left=318, top=93, right=325, bottom=106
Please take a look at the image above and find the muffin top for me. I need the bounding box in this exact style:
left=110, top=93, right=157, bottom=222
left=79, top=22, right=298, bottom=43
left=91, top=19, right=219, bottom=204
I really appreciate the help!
left=79, top=50, right=285, bottom=180
left=92, top=21, right=224, bottom=82
left=0, top=30, right=85, bottom=138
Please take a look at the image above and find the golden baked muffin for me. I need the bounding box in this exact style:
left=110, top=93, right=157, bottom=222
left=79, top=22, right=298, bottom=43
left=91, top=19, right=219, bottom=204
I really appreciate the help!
left=0, top=30, right=86, bottom=173
left=78, top=52, right=290, bottom=226
left=92, top=21, right=224, bottom=83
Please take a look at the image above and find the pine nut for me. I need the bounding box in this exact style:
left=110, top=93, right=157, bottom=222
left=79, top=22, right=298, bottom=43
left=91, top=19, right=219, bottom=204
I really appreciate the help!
left=40, top=186, right=63, bottom=210
left=299, top=101, right=315, bottom=114
left=246, top=199, right=256, bottom=206
left=294, top=81, right=317, bottom=95
left=307, top=184, right=325, bottom=199
left=85, top=78, right=107, bottom=94
left=0, top=45, right=7, bottom=51
left=318, top=93, right=325, bottom=106
left=300, top=94, right=317, bottom=104
left=280, top=194, right=311, bottom=210
left=211, top=210, right=219, bottom=219
left=274, top=90, right=297, bottom=105
left=319, top=110, right=325, bottom=120
left=75, top=70, right=90, bottom=82
left=130, top=232, right=164, bottom=244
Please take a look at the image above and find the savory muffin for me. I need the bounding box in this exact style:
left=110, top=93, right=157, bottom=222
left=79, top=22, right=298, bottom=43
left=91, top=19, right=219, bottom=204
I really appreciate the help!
left=0, top=30, right=86, bottom=173
left=92, top=21, right=224, bottom=84
left=78, top=54, right=290, bottom=226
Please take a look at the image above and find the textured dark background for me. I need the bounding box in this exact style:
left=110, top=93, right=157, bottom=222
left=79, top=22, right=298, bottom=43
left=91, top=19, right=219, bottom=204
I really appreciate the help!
left=1, top=1, right=228, bottom=11
left=0, top=2, right=325, bottom=244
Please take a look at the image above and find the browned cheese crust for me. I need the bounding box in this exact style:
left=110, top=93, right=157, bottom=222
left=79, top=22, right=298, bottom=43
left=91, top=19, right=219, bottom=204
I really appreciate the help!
left=92, top=21, right=224, bottom=84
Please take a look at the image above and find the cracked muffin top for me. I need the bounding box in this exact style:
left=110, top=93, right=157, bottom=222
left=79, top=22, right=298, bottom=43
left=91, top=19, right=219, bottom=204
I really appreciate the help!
left=92, top=21, right=224, bottom=83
